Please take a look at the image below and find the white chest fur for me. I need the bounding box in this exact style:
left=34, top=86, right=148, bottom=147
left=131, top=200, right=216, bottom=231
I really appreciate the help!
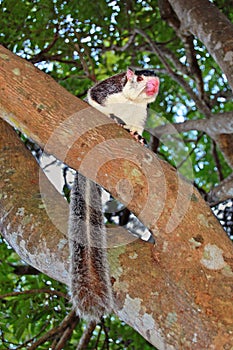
left=88, top=91, right=148, bottom=135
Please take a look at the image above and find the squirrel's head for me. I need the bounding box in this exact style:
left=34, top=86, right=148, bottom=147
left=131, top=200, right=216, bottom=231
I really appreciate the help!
left=123, top=68, right=160, bottom=103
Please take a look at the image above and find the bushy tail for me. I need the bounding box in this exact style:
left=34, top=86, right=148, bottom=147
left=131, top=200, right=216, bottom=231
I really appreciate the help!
left=68, top=172, right=113, bottom=321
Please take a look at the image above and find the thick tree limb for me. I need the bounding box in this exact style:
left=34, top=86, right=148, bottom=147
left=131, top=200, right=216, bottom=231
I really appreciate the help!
left=206, top=173, right=233, bottom=206
left=152, top=112, right=233, bottom=138
left=0, top=118, right=70, bottom=283
left=167, top=0, right=233, bottom=91
left=158, top=0, right=205, bottom=98
left=151, top=112, right=233, bottom=168
left=1, top=46, right=233, bottom=349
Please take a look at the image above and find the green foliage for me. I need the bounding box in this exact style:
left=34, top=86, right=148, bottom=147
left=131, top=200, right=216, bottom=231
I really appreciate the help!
left=0, top=238, right=68, bottom=348
left=0, top=239, right=156, bottom=349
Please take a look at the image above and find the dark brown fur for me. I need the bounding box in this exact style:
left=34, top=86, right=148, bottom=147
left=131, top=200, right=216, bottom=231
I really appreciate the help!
left=68, top=173, right=113, bottom=321
left=89, top=72, right=127, bottom=105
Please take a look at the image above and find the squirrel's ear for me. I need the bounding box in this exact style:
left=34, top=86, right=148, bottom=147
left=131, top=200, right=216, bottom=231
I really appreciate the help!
left=126, top=67, right=135, bottom=80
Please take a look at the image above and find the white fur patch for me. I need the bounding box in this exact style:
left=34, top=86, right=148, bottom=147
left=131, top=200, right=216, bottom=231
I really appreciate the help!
left=88, top=92, right=148, bottom=135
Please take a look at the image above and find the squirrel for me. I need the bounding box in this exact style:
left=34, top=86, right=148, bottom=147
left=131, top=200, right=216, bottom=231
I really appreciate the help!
left=68, top=68, right=160, bottom=321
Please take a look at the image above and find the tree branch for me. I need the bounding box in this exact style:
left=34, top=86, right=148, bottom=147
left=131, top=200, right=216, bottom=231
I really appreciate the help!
left=168, top=0, right=233, bottom=91
left=150, top=111, right=233, bottom=168
left=150, top=112, right=233, bottom=138
left=0, top=45, right=233, bottom=349
left=158, top=0, right=205, bottom=98
left=27, top=311, right=79, bottom=350
left=0, top=289, right=68, bottom=300
left=212, top=140, right=224, bottom=182
left=76, top=321, right=97, bottom=350
left=29, top=23, right=60, bottom=64
left=206, top=173, right=233, bottom=206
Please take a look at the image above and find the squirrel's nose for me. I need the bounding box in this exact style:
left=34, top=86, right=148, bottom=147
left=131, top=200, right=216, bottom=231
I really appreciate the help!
left=146, top=77, right=160, bottom=96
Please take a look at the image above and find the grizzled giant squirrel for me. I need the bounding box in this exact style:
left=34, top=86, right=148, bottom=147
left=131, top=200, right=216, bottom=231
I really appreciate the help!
left=68, top=68, right=160, bottom=321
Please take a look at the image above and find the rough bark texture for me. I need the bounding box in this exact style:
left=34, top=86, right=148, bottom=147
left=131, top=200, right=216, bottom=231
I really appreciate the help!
left=158, top=0, right=233, bottom=178
left=1, top=46, right=233, bottom=349
left=206, top=173, right=233, bottom=206
left=167, top=0, right=233, bottom=91
left=0, top=119, right=70, bottom=283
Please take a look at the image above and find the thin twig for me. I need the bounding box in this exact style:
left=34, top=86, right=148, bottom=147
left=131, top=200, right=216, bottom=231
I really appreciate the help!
left=29, top=23, right=60, bottom=64
left=0, top=288, right=68, bottom=300
left=76, top=320, right=97, bottom=350
left=101, top=318, right=110, bottom=350
left=14, top=322, right=50, bottom=349
left=94, top=322, right=103, bottom=349
left=176, top=132, right=204, bottom=169
left=53, top=314, right=80, bottom=350
left=28, top=310, right=78, bottom=350
left=73, top=31, right=96, bottom=82
left=212, top=140, right=224, bottom=181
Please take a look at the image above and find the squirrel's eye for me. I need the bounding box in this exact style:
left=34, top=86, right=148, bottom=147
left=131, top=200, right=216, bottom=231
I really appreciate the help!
left=137, top=76, right=143, bottom=82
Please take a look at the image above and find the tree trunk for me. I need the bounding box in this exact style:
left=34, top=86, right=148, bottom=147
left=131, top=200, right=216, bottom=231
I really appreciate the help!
left=0, top=45, right=233, bottom=349
left=167, top=0, right=233, bottom=91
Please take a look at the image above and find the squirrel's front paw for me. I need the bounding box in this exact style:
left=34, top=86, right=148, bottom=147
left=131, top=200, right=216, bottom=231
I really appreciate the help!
left=129, top=130, right=147, bottom=145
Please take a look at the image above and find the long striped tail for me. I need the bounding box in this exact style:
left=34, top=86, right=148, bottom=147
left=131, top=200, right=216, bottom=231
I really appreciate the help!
left=68, top=172, right=113, bottom=321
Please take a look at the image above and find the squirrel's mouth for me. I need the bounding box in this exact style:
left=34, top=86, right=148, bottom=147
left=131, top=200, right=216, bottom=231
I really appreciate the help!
left=145, top=77, right=160, bottom=96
